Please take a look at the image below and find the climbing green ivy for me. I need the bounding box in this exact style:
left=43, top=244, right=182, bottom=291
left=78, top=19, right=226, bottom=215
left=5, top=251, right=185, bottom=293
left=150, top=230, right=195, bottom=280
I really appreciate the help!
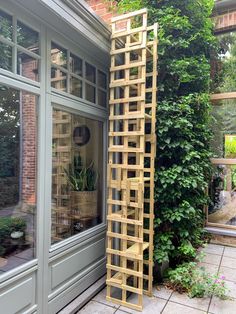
left=115, top=0, right=215, bottom=267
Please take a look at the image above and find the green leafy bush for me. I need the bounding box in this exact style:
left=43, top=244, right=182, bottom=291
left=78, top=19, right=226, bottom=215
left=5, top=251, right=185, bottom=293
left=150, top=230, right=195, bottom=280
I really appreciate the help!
left=0, top=217, right=26, bottom=257
left=165, top=261, right=229, bottom=300
left=116, top=0, right=215, bottom=267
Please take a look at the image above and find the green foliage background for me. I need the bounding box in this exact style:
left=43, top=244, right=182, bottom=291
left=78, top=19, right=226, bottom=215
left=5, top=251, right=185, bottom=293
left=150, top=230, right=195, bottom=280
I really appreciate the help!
left=116, top=0, right=215, bottom=267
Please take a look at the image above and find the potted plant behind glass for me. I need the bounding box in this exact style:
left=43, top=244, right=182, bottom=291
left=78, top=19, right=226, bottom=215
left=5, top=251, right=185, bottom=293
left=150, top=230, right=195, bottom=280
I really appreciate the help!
left=65, top=155, right=98, bottom=219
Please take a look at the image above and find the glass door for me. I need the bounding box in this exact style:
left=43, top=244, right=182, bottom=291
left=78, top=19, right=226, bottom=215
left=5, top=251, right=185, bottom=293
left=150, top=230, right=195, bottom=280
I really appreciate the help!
left=51, top=107, right=104, bottom=244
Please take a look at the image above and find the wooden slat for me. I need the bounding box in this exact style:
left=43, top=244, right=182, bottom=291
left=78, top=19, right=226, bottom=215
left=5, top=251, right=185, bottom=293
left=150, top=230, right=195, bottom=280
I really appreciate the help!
left=111, top=8, right=147, bottom=22
left=106, top=9, right=157, bottom=311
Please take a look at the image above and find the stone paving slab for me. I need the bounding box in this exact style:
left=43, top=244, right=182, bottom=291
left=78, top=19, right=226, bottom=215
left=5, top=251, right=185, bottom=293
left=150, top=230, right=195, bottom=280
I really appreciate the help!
left=209, top=297, right=236, bottom=314
left=78, top=244, right=236, bottom=314
left=170, top=291, right=211, bottom=312
left=201, top=253, right=222, bottom=266
left=162, top=301, right=206, bottom=314
left=223, top=246, right=236, bottom=259
left=119, top=294, right=167, bottom=314
left=197, top=262, right=219, bottom=274
left=152, top=285, right=173, bottom=300
left=92, top=287, right=119, bottom=309
left=201, top=244, right=224, bottom=255
left=219, top=266, right=236, bottom=282
left=221, top=256, right=236, bottom=269
left=78, top=300, right=116, bottom=313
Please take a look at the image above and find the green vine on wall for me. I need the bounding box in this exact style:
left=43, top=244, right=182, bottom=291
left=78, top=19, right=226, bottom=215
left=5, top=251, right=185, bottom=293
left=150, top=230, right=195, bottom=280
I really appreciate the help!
left=115, top=0, right=215, bottom=267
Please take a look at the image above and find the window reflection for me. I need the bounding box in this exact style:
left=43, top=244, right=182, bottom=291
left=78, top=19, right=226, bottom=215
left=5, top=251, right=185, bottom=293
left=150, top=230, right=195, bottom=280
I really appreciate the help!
left=211, top=31, right=236, bottom=93
left=0, top=10, right=13, bottom=41
left=70, top=53, right=82, bottom=76
left=51, top=67, right=67, bottom=92
left=85, top=62, right=96, bottom=83
left=17, top=51, right=39, bottom=81
left=210, top=99, right=236, bottom=158
left=51, top=109, right=103, bottom=244
left=17, top=21, right=39, bottom=55
left=0, top=85, right=37, bottom=273
left=98, top=70, right=107, bottom=89
left=208, top=163, right=236, bottom=227
left=0, top=42, right=12, bottom=71
left=85, top=83, right=95, bottom=103
left=51, top=42, right=67, bottom=68
left=98, top=89, right=107, bottom=107
left=70, top=76, right=82, bottom=98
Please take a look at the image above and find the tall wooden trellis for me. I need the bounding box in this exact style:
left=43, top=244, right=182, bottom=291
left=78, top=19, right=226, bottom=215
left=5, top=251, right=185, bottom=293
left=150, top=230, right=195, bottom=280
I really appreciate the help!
left=106, top=8, right=158, bottom=311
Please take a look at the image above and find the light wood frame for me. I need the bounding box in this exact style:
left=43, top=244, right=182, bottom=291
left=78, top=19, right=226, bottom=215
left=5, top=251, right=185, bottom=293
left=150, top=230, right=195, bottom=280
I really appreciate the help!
left=106, top=9, right=158, bottom=311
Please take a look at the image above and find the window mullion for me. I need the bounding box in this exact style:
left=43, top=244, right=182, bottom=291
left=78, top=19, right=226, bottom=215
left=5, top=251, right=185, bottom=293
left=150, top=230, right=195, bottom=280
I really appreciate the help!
left=12, top=14, right=17, bottom=74
left=67, top=48, right=70, bottom=94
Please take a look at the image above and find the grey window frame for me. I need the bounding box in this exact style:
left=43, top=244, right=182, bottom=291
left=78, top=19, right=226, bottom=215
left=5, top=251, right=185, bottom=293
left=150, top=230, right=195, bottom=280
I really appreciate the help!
left=0, top=6, right=41, bottom=84
left=47, top=29, right=108, bottom=109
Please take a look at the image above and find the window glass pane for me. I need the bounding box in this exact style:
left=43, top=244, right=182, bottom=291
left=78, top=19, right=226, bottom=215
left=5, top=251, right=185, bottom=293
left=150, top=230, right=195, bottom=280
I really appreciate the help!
left=85, top=62, right=96, bottom=83
left=51, top=42, right=67, bottom=69
left=98, top=70, right=107, bottom=89
left=51, top=109, right=103, bottom=244
left=98, top=89, right=107, bottom=107
left=70, top=76, right=82, bottom=98
left=208, top=163, right=236, bottom=227
left=85, top=83, right=95, bottom=103
left=210, top=99, right=236, bottom=158
left=211, top=31, right=236, bottom=93
left=0, top=85, right=37, bottom=272
left=70, top=53, right=82, bottom=76
left=0, top=10, right=13, bottom=41
left=51, top=67, right=67, bottom=92
left=17, top=21, right=39, bottom=55
left=17, top=51, right=39, bottom=81
left=0, top=42, right=12, bottom=71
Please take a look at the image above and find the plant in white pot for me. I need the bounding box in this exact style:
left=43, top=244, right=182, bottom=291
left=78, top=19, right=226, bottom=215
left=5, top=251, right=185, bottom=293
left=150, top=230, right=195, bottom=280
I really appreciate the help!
left=65, top=156, right=98, bottom=219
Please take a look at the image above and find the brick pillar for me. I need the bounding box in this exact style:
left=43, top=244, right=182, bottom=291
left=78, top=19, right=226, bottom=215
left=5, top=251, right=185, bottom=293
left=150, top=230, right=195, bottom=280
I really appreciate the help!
left=21, top=92, right=37, bottom=208
left=18, top=54, right=38, bottom=210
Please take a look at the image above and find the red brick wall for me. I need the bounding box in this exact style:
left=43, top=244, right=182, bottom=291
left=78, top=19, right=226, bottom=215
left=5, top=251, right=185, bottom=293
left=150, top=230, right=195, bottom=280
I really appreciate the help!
left=22, top=92, right=37, bottom=207
left=86, top=0, right=117, bottom=24
left=87, top=1, right=236, bottom=33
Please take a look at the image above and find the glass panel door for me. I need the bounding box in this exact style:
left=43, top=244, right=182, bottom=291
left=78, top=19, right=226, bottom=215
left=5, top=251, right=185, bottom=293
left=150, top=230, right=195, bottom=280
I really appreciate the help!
left=0, top=84, right=37, bottom=272
left=51, top=107, right=103, bottom=244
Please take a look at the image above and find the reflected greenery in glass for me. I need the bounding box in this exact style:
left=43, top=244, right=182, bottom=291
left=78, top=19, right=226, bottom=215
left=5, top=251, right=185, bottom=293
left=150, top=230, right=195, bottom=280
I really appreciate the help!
left=212, top=32, right=236, bottom=93
left=0, top=10, right=13, bottom=41
left=17, top=21, right=39, bottom=54
left=0, top=42, right=12, bottom=71
left=51, top=42, right=67, bottom=68
left=210, top=99, right=236, bottom=158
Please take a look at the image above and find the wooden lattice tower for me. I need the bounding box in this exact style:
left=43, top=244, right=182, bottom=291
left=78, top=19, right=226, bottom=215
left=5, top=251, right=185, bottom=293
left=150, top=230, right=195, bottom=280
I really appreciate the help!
left=106, top=8, right=158, bottom=311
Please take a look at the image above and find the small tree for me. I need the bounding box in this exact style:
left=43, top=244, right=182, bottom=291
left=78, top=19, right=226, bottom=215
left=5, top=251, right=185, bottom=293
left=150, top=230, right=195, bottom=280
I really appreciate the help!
left=116, top=0, right=215, bottom=267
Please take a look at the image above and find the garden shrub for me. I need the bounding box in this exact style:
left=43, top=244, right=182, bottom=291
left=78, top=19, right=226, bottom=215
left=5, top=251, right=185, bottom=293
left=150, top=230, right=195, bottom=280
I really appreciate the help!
left=165, top=260, right=229, bottom=300
left=115, top=0, right=215, bottom=267
left=0, top=217, right=26, bottom=256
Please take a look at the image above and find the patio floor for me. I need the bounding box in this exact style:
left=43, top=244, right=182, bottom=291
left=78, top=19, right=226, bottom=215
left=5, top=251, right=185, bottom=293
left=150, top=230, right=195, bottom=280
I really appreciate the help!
left=77, top=243, right=236, bottom=314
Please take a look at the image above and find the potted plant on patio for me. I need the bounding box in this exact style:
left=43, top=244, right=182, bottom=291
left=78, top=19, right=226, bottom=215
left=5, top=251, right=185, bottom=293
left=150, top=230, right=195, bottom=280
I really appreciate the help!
left=65, top=155, right=98, bottom=220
